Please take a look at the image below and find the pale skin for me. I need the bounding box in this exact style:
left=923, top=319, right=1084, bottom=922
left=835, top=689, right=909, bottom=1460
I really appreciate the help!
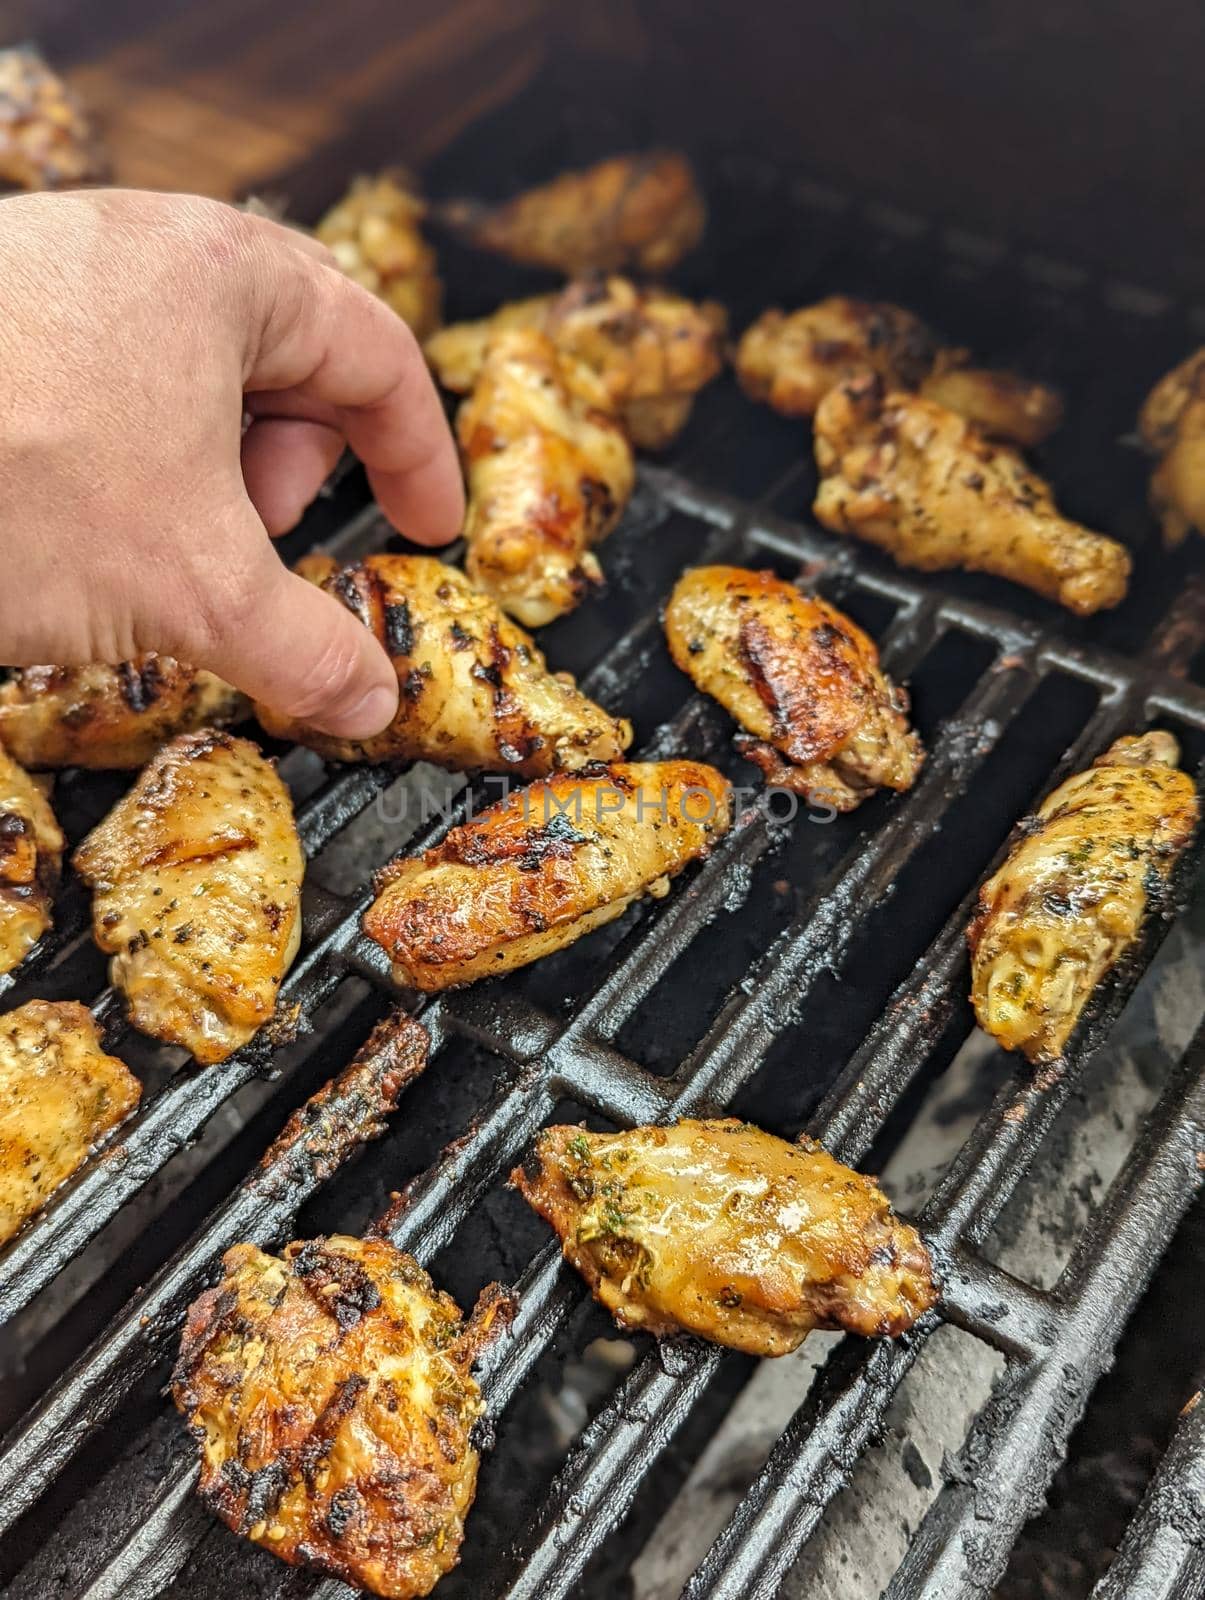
left=0, top=189, right=465, bottom=739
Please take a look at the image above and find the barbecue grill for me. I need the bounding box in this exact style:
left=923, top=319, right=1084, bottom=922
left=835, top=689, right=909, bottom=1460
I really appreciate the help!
left=2, top=36, right=1205, bottom=1600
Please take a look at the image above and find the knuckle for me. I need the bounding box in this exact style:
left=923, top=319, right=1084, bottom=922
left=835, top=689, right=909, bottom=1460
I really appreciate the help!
left=286, top=624, right=367, bottom=722
left=173, top=550, right=263, bottom=665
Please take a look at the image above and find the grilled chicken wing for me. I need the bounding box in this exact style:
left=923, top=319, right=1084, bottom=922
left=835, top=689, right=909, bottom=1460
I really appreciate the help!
left=74, top=731, right=304, bottom=1063
left=457, top=329, right=636, bottom=627
left=0, top=747, right=63, bottom=974
left=256, top=554, right=630, bottom=773
left=0, top=1000, right=140, bottom=1245
left=0, top=657, right=246, bottom=770
left=665, top=566, right=923, bottom=809
left=426, top=276, right=727, bottom=449
left=737, top=296, right=1062, bottom=447
left=1138, top=348, right=1205, bottom=547
left=316, top=171, right=442, bottom=340
left=365, top=760, right=730, bottom=991
left=969, top=732, right=1197, bottom=1062
left=0, top=45, right=108, bottom=191
left=438, top=150, right=705, bottom=276
left=513, top=1119, right=936, bottom=1357
left=173, top=1235, right=513, bottom=1599
left=813, top=376, right=1130, bottom=615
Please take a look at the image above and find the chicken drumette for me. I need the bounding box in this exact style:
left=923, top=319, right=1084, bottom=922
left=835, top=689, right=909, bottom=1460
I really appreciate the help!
left=74, top=731, right=304, bottom=1063
left=513, top=1119, right=937, bottom=1357
left=173, top=1235, right=513, bottom=1599
left=256, top=554, right=631, bottom=773
left=0, top=657, right=246, bottom=770
left=0, top=746, right=63, bottom=974
left=456, top=329, right=635, bottom=627
left=812, top=375, right=1130, bottom=615
left=426, top=275, right=727, bottom=450
left=0, top=45, right=108, bottom=191
left=438, top=150, right=705, bottom=276
left=364, top=761, right=730, bottom=991
left=0, top=1000, right=141, bottom=1245
left=665, top=565, right=923, bottom=809
left=1138, top=347, right=1205, bottom=547
left=316, top=171, right=443, bottom=340
left=969, top=732, right=1198, bottom=1063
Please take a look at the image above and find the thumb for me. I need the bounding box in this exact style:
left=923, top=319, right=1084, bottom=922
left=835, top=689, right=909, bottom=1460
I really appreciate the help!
left=182, top=517, right=399, bottom=740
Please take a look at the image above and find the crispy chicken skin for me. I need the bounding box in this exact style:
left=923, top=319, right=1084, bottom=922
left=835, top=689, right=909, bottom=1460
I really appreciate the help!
left=74, top=731, right=304, bottom=1063
left=737, top=296, right=1062, bottom=447
left=813, top=376, right=1130, bottom=616
left=0, top=1000, right=140, bottom=1245
left=513, top=1120, right=936, bottom=1357
left=256, top=554, right=631, bottom=774
left=0, top=657, right=247, bottom=770
left=0, top=46, right=108, bottom=191
left=173, top=1235, right=513, bottom=1599
left=969, top=733, right=1198, bottom=1063
left=439, top=150, right=705, bottom=276
left=665, top=566, right=923, bottom=809
left=426, top=276, right=727, bottom=449
left=364, top=760, right=730, bottom=992
left=0, top=747, right=63, bottom=974
left=1138, top=348, right=1205, bottom=547
left=317, top=171, right=442, bottom=340
left=457, top=329, right=636, bottom=628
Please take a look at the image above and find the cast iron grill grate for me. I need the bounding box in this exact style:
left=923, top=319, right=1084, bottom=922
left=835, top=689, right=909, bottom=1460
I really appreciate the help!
left=0, top=142, right=1203, bottom=1600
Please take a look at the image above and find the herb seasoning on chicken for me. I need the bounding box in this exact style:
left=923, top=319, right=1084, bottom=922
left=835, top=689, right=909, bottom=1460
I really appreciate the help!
left=513, top=1119, right=936, bottom=1357
left=0, top=745, right=63, bottom=974
left=74, top=731, right=304, bottom=1063
left=969, top=732, right=1198, bottom=1062
left=1138, top=347, right=1205, bottom=547
left=665, top=565, right=923, bottom=809
left=173, top=1235, right=513, bottom=1598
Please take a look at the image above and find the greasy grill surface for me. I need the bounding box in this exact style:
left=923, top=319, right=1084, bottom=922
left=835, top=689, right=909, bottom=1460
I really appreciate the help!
left=2, top=115, right=1204, bottom=1600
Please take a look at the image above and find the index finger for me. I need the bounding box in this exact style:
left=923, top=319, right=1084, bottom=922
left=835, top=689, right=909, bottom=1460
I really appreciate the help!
left=244, top=243, right=464, bottom=546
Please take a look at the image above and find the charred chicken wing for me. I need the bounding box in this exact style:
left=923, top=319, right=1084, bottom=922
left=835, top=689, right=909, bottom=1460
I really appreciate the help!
left=0, top=1000, right=140, bottom=1245
left=256, top=554, right=630, bottom=773
left=0, top=657, right=247, bottom=770
left=317, top=171, right=442, bottom=340
left=969, top=732, right=1197, bottom=1062
left=438, top=150, right=705, bottom=276
left=665, top=565, right=923, bottom=809
left=1138, top=348, right=1205, bottom=547
left=513, top=1119, right=936, bottom=1357
left=74, top=731, right=304, bottom=1063
left=736, top=296, right=1062, bottom=447
left=426, top=275, right=727, bottom=449
left=173, top=1235, right=513, bottom=1598
left=457, top=329, right=635, bottom=627
left=0, top=747, right=63, bottom=974
left=364, top=760, right=730, bottom=991
left=813, top=376, right=1130, bottom=615
left=0, top=45, right=108, bottom=191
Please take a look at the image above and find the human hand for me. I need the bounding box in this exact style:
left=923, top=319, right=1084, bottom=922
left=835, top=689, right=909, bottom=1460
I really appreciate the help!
left=0, top=188, right=464, bottom=738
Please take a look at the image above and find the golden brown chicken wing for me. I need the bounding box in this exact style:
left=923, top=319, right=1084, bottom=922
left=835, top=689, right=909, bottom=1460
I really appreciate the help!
left=457, top=329, right=636, bottom=627
left=0, top=657, right=247, bottom=770
left=438, top=150, right=705, bottom=276
left=316, top=171, right=442, bottom=340
left=173, top=1235, right=513, bottom=1599
left=813, top=376, right=1130, bottom=616
left=426, top=276, right=727, bottom=449
left=74, top=731, right=304, bottom=1064
left=737, top=297, right=1062, bottom=447
left=665, top=565, right=923, bottom=809
left=0, top=1000, right=140, bottom=1245
left=1138, top=348, right=1205, bottom=547
left=255, top=554, right=631, bottom=773
left=364, top=760, right=730, bottom=992
left=968, top=732, right=1197, bottom=1063
left=0, top=746, right=63, bottom=974
left=0, top=45, right=108, bottom=192
left=513, top=1119, right=936, bottom=1357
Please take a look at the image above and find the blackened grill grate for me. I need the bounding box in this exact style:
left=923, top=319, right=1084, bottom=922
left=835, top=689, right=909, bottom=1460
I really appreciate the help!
left=1, top=137, right=1205, bottom=1600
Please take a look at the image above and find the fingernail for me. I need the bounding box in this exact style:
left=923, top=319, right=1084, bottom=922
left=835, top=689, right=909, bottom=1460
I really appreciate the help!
left=322, top=682, right=399, bottom=740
